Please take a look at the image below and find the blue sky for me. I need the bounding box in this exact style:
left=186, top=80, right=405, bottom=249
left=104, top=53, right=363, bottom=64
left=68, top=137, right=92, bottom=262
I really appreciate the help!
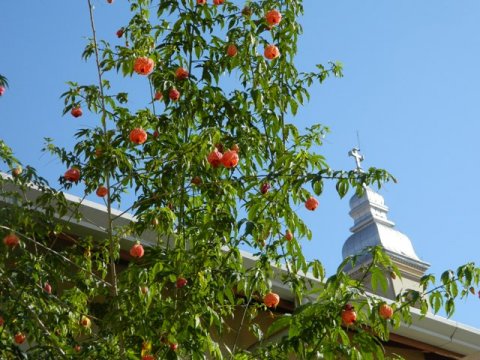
left=1, top=1, right=480, bottom=328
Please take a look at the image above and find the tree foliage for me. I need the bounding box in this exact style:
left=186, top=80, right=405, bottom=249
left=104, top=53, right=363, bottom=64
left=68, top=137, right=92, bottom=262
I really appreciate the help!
left=1, top=1, right=479, bottom=359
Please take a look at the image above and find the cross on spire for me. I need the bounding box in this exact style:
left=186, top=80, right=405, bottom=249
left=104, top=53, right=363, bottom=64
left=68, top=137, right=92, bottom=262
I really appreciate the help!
left=348, top=147, right=364, bottom=172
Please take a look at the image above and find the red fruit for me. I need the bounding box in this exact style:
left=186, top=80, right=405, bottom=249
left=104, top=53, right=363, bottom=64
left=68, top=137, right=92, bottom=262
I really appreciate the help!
left=80, top=316, right=91, bottom=328
left=14, top=332, right=26, bottom=345
left=175, top=67, right=189, bottom=80
left=265, top=9, right=282, bottom=26
left=305, top=196, right=319, bottom=211
left=133, top=57, right=155, bottom=75
left=341, top=305, right=357, bottom=326
left=169, top=88, right=180, bottom=101
left=0, top=316, right=4, bottom=327
left=176, top=277, right=188, bottom=288
left=207, top=149, right=223, bottom=168
left=64, top=167, right=81, bottom=182
left=169, top=343, right=178, bottom=351
left=142, top=355, right=155, bottom=360
left=154, top=91, right=163, bottom=101
left=260, top=182, right=271, bottom=194
left=264, top=44, right=280, bottom=60
left=107, top=0, right=113, bottom=3
left=221, top=150, right=239, bottom=168
left=96, top=185, right=108, bottom=197
left=130, top=243, right=145, bottom=258
left=12, top=167, right=22, bottom=177
left=213, top=0, right=224, bottom=5
left=153, top=130, right=160, bottom=138
left=379, top=303, right=393, bottom=320
left=0, top=86, right=5, bottom=96
left=3, top=234, right=20, bottom=248
left=43, top=282, right=52, bottom=294
left=116, top=28, right=124, bottom=38
left=74, top=345, right=81, bottom=352
left=263, top=292, right=280, bottom=308
left=129, top=128, right=148, bottom=145
left=284, top=230, right=293, bottom=241
left=71, top=107, right=83, bottom=118
left=226, top=44, right=238, bottom=57
left=197, top=0, right=206, bottom=4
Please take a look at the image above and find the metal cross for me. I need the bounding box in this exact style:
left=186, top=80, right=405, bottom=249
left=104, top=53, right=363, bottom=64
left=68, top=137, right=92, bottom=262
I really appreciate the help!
left=348, top=147, right=364, bottom=172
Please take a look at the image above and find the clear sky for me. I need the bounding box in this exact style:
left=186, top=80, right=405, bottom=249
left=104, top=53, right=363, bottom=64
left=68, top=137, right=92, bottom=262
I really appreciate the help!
left=1, top=1, right=480, bottom=328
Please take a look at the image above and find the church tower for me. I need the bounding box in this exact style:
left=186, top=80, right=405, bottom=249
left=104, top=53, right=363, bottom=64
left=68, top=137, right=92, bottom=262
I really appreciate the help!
left=342, top=149, right=430, bottom=299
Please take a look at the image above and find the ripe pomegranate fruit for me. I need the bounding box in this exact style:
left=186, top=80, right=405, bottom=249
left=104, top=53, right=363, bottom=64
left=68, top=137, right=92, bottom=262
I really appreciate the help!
left=142, top=355, right=155, bottom=360
left=129, top=128, right=148, bottom=145
left=175, top=67, right=189, bottom=80
left=213, top=0, right=224, bottom=5
left=0, top=86, right=5, bottom=96
left=14, top=332, right=26, bottom=345
left=43, top=282, right=52, bottom=294
left=154, top=91, right=163, bottom=100
left=379, top=303, right=393, bottom=320
left=341, top=304, right=357, bottom=326
left=207, top=149, right=223, bottom=168
left=197, top=0, right=206, bottom=4
left=116, top=28, right=124, bottom=38
left=96, top=185, right=108, bottom=197
left=284, top=230, right=293, bottom=241
left=260, top=182, right=271, bottom=194
left=305, top=196, right=319, bottom=211
left=169, top=88, right=180, bottom=101
left=263, top=292, right=280, bottom=308
left=169, top=342, right=178, bottom=351
left=265, top=9, right=282, bottom=26
left=264, top=44, right=280, bottom=60
left=130, top=243, right=145, bottom=258
left=71, top=107, right=83, bottom=118
left=227, top=44, right=238, bottom=57
left=176, top=277, right=188, bottom=288
left=221, top=150, right=239, bottom=168
left=64, top=168, right=81, bottom=182
left=133, top=57, right=155, bottom=75
left=3, top=234, right=20, bottom=247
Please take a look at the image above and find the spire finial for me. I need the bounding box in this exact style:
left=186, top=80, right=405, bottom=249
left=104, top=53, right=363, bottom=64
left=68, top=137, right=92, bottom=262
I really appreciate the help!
left=348, top=147, right=364, bottom=172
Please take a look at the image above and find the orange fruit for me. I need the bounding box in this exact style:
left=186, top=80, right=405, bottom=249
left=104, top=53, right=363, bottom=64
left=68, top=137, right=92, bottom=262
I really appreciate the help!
left=227, top=44, right=238, bottom=57
left=154, top=91, right=163, bottom=100
left=263, top=292, right=280, bottom=308
left=133, top=57, right=155, bottom=75
left=130, top=243, right=145, bottom=258
left=3, top=234, right=20, bottom=247
left=64, top=168, right=81, bottom=182
left=71, top=107, right=83, bottom=118
left=169, top=88, right=180, bottom=101
left=284, top=230, right=293, bottom=241
left=129, top=128, right=148, bottom=145
left=14, top=332, right=26, bottom=345
left=341, top=305, right=357, bottom=326
left=221, top=150, right=239, bottom=168
left=265, top=9, right=282, bottom=26
left=96, top=185, right=108, bottom=197
left=305, top=196, right=319, bottom=211
left=207, top=149, right=223, bottom=168
left=379, top=303, right=393, bottom=320
left=264, top=44, right=280, bottom=60
left=175, top=67, right=189, bottom=80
